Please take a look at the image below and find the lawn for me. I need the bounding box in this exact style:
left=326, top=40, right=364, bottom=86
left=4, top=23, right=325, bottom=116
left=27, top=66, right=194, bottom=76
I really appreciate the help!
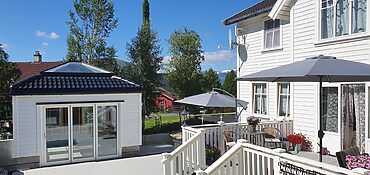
left=144, top=115, right=181, bottom=130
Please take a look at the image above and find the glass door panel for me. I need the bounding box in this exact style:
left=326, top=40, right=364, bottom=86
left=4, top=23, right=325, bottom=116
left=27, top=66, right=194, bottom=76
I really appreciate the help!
left=97, top=105, right=117, bottom=157
left=72, top=106, right=94, bottom=160
left=45, top=107, right=69, bottom=162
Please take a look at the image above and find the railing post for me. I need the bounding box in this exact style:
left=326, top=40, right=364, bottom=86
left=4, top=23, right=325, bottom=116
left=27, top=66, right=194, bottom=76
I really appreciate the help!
left=281, top=119, right=286, bottom=137
left=194, top=170, right=207, bottom=175
left=237, top=139, right=248, bottom=175
left=161, top=153, right=171, bottom=175
left=272, top=148, right=286, bottom=175
left=218, top=121, right=226, bottom=154
left=199, top=129, right=207, bottom=169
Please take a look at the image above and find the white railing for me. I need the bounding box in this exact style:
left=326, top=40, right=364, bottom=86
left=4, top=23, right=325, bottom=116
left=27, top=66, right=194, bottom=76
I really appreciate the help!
left=162, top=128, right=206, bottom=175
left=162, top=120, right=294, bottom=175
left=189, top=120, right=293, bottom=154
left=195, top=139, right=370, bottom=175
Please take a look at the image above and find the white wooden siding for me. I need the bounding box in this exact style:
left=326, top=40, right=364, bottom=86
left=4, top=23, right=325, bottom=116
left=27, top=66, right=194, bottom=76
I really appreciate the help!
left=236, top=14, right=291, bottom=122
left=12, top=93, right=142, bottom=158
left=237, top=0, right=370, bottom=152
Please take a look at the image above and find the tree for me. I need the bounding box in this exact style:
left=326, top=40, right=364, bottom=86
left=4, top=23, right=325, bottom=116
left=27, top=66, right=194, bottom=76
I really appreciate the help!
left=202, top=68, right=221, bottom=92
left=223, top=70, right=236, bottom=96
left=0, top=44, right=20, bottom=102
left=126, top=0, right=162, bottom=120
left=66, top=0, right=119, bottom=72
left=166, top=27, right=204, bottom=99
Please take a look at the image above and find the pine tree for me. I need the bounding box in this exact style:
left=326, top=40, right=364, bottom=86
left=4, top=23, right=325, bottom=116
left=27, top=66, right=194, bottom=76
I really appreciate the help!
left=126, top=0, right=162, bottom=121
left=223, top=70, right=236, bottom=96
left=202, top=68, right=221, bottom=92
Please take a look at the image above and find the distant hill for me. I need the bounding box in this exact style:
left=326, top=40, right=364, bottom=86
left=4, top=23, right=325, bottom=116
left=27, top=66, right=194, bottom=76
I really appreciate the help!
left=217, top=69, right=235, bottom=84
left=116, top=59, right=129, bottom=68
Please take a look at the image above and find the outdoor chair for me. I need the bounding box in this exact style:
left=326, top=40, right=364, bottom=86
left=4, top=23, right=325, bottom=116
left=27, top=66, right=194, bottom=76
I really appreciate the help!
left=262, top=127, right=282, bottom=148
left=223, top=130, right=243, bottom=150
left=336, top=146, right=360, bottom=168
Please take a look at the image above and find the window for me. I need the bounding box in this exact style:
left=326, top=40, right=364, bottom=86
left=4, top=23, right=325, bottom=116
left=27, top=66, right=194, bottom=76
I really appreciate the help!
left=278, top=83, right=290, bottom=117
left=322, top=87, right=339, bottom=132
left=253, top=83, right=267, bottom=115
left=321, top=0, right=367, bottom=39
left=264, top=20, right=281, bottom=49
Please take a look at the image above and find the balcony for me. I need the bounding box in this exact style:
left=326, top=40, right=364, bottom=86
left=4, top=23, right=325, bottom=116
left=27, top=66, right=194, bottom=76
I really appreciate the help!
left=161, top=120, right=370, bottom=175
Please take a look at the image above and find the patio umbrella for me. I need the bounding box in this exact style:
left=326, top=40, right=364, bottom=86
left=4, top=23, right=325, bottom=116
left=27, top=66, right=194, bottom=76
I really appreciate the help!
left=175, top=91, right=248, bottom=108
left=237, top=55, right=370, bottom=162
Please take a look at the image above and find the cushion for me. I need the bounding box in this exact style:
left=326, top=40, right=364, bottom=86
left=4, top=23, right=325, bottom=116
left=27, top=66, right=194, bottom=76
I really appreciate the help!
left=336, top=146, right=360, bottom=168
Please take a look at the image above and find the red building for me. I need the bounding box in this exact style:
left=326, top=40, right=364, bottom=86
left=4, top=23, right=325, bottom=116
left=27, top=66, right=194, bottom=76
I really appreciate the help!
left=155, top=87, right=176, bottom=112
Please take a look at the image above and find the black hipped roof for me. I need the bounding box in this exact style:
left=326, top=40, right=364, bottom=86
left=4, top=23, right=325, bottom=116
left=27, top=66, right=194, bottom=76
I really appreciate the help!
left=10, top=62, right=142, bottom=95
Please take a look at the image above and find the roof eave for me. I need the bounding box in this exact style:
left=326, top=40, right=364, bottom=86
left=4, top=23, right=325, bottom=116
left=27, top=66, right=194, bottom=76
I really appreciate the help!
left=223, top=7, right=273, bottom=26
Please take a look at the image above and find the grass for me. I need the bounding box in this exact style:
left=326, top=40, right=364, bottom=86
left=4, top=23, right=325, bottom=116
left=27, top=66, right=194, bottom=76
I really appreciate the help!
left=144, top=115, right=181, bottom=130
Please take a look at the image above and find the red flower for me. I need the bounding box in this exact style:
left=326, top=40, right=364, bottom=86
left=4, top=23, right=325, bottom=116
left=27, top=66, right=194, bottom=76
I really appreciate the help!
left=287, top=134, right=304, bottom=145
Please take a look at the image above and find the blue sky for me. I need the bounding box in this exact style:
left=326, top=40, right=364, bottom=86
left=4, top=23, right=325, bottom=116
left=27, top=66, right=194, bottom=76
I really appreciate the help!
left=0, top=0, right=258, bottom=71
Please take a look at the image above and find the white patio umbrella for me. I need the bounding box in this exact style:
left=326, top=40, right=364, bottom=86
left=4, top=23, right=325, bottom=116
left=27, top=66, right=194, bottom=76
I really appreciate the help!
left=238, top=55, right=370, bottom=162
left=175, top=91, right=248, bottom=108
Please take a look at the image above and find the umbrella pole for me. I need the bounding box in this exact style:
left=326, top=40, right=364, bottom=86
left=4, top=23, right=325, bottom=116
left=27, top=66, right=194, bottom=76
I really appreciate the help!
left=318, top=76, right=325, bottom=162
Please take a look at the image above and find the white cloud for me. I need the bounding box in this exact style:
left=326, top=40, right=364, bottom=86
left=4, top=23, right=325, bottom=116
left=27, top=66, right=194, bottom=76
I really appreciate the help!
left=42, top=42, right=49, bottom=46
left=36, top=30, right=60, bottom=39
left=49, top=32, right=60, bottom=39
left=163, top=56, right=172, bottom=64
left=203, top=50, right=236, bottom=63
left=36, top=30, right=46, bottom=37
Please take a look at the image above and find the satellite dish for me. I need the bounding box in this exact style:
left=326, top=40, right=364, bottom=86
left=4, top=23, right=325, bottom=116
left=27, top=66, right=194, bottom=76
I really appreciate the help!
left=229, top=29, right=234, bottom=49
left=238, top=44, right=249, bottom=71
left=238, top=44, right=248, bottom=62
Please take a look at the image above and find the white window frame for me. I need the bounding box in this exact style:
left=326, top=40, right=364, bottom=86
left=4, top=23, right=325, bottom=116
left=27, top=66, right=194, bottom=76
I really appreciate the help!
left=252, top=83, right=268, bottom=115
left=277, top=83, right=291, bottom=118
left=263, top=19, right=282, bottom=50
left=319, top=0, right=368, bottom=40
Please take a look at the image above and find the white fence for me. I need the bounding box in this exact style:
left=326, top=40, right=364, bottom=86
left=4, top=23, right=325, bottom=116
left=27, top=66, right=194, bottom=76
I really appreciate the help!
left=195, top=140, right=370, bottom=175
left=162, top=120, right=293, bottom=175
left=188, top=120, right=293, bottom=154
left=162, top=127, right=206, bottom=175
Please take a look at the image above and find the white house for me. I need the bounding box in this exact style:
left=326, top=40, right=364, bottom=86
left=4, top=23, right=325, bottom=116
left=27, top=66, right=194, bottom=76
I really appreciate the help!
left=10, top=62, right=142, bottom=166
left=223, top=0, right=370, bottom=154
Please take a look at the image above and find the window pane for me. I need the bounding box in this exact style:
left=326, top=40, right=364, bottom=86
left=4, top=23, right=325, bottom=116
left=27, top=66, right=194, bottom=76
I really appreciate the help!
left=254, top=95, right=261, bottom=113
left=352, top=0, right=367, bottom=33
left=97, top=106, right=117, bottom=157
left=261, top=84, right=267, bottom=93
left=46, top=108, right=69, bottom=162
left=72, top=106, right=94, bottom=159
left=336, top=0, right=350, bottom=36
left=322, top=87, right=339, bottom=133
left=322, top=7, right=334, bottom=38
left=280, top=83, right=289, bottom=94
left=265, top=31, right=273, bottom=48
left=265, top=20, right=274, bottom=30
left=279, top=95, right=288, bottom=116
left=274, top=20, right=280, bottom=28
left=262, top=95, right=267, bottom=114
left=256, top=84, right=262, bottom=93
left=273, top=30, right=280, bottom=47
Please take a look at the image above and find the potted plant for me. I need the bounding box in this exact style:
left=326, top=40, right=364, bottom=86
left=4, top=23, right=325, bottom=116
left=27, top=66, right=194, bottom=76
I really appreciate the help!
left=247, top=116, right=260, bottom=132
left=287, top=133, right=304, bottom=153
left=205, top=145, right=221, bottom=165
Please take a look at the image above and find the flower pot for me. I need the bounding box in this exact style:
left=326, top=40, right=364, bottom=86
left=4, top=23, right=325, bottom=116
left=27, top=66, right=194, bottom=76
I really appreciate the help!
left=281, top=141, right=290, bottom=151
left=294, top=144, right=301, bottom=154
left=248, top=125, right=256, bottom=133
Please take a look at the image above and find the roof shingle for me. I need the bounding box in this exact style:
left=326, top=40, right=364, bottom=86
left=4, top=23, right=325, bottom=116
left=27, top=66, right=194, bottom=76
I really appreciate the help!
left=11, top=73, right=142, bottom=95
